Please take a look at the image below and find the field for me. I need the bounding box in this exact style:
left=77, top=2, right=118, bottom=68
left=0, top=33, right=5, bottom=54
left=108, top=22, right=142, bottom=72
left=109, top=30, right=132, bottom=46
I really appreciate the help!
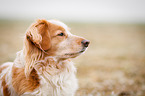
left=0, top=20, right=145, bottom=96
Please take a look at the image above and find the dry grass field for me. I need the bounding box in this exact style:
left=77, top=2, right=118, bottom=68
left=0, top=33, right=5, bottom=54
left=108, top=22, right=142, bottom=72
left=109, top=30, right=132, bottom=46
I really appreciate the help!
left=0, top=20, right=145, bottom=96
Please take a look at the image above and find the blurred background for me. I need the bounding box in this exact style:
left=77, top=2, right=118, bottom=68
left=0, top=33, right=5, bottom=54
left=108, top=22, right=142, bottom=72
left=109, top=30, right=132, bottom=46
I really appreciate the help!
left=0, top=0, right=145, bottom=96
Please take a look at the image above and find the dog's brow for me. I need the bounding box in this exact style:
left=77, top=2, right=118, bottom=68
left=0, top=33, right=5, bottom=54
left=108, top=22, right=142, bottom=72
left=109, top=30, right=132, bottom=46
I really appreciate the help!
left=48, top=20, right=68, bottom=31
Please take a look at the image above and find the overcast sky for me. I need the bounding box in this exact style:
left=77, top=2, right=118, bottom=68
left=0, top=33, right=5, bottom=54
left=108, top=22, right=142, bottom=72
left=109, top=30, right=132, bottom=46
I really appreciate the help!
left=0, top=0, right=145, bottom=22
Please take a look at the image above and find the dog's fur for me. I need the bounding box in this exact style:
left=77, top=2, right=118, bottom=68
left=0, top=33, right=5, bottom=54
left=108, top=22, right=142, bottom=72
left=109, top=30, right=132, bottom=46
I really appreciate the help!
left=0, top=19, right=89, bottom=96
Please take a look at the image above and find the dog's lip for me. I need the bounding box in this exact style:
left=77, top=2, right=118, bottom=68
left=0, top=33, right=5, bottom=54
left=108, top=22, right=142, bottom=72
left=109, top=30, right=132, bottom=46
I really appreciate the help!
left=65, top=48, right=86, bottom=56
left=79, top=47, right=87, bottom=53
left=79, top=49, right=85, bottom=53
left=65, top=52, right=79, bottom=55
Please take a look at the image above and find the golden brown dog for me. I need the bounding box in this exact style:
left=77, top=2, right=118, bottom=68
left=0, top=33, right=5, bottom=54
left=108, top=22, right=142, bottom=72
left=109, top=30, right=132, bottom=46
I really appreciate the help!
left=0, top=19, right=89, bottom=96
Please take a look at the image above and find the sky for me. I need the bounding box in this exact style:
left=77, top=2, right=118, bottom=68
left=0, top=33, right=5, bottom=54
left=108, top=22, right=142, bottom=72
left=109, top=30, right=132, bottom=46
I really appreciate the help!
left=0, top=0, right=145, bottom=23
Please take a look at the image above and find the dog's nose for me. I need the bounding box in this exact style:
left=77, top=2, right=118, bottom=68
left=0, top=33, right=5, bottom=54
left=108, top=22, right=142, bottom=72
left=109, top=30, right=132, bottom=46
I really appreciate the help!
left=81, top=40, right=90, bottom=47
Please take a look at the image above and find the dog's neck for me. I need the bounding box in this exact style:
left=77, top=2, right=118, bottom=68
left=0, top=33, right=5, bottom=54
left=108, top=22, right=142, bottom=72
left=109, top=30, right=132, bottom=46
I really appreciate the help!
left=14, top=50, right=71, bottom=75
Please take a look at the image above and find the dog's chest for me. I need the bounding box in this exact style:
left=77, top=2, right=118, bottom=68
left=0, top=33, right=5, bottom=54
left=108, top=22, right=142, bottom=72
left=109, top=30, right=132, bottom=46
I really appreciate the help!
left=29, top=62, right=78, bottom=96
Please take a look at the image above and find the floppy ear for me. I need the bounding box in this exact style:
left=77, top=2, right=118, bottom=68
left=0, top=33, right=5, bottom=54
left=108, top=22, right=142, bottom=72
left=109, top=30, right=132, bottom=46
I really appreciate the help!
left=27, top=19, right=51, bottom=51
left=24, top=19, right=51, bottom=77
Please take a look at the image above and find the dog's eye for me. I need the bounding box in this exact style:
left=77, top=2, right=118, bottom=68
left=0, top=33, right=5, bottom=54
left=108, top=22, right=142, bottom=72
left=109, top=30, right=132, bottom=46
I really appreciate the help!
left=58, top=33, right=64, bottom=36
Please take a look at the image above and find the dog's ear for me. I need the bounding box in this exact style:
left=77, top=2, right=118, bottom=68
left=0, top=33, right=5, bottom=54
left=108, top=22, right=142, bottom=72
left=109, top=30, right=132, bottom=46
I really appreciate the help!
left=25, top=19, right=51, bottom=77
left=26, top=19, right=51, bottom=51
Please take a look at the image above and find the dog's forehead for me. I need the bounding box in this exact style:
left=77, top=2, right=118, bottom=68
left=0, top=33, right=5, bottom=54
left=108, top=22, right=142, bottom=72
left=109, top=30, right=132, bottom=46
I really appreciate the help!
left=48, top=20, right=68, bottom=30
left=48, top=20, right=72, bottom=35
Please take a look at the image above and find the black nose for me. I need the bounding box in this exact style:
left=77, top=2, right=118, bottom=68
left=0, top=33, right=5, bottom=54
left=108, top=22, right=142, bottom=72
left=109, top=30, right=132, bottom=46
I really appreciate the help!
left=81, top=40, right=90, bottom=47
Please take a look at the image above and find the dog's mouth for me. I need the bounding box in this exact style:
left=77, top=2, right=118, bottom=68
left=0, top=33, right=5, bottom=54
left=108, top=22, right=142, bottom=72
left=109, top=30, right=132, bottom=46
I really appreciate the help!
left=79, top=47, right=87, bottom=53
left=64, top=47, right=87, bottom=56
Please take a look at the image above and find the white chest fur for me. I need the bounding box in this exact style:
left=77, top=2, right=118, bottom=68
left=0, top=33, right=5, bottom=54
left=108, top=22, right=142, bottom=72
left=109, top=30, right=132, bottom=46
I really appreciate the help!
left=24, top=60, right=78, bottom=96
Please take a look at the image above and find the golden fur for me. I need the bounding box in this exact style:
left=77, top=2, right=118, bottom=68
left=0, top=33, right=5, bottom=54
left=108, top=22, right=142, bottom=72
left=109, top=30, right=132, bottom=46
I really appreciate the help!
left=0, top=19, right=89, bottom=96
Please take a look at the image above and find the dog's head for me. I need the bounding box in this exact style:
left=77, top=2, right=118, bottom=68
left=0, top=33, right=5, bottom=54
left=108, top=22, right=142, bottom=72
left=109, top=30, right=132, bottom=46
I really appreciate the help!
left=24, top=19, right=89, bottom=76
left=26, top=19, right=90, bottom=59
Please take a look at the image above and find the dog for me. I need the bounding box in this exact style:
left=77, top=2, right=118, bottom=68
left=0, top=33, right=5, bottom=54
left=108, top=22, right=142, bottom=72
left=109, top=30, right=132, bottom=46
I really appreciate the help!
left=0, top=19, right=89, bottom=96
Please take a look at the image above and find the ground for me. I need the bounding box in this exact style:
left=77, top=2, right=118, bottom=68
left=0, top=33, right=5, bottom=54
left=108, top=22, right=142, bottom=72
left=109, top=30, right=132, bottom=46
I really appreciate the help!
left=0, top=20, right=145, bottom=96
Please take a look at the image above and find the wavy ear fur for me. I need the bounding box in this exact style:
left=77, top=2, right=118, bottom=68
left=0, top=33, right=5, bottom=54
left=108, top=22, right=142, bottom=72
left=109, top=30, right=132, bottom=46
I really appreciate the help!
left=24, top=19, right=51, bottom=77
left=27, top=19, right=51, bottom=51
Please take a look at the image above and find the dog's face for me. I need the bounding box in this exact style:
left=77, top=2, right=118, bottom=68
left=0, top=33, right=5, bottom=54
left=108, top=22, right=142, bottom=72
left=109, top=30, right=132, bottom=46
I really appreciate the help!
left=26, top=19, right=89, bottom=59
